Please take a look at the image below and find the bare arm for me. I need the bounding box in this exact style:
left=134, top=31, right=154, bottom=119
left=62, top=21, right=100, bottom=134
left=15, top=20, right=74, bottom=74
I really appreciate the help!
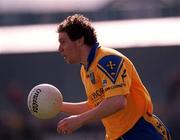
left=60, top=101, right=92, bottom=115
left=79, top=95, right=127, bottom=124
left=57, top=95, right=127, bottom=134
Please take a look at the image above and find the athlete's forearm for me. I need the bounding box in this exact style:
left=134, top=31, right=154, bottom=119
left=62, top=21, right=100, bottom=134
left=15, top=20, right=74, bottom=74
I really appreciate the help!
left=79, top=95, right=127, bottom=125
left=60, top=101, right=92, bottom=115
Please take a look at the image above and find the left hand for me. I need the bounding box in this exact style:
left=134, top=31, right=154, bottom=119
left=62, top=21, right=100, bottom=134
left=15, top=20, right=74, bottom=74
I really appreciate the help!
left=57, top=115, right=83, bottom=135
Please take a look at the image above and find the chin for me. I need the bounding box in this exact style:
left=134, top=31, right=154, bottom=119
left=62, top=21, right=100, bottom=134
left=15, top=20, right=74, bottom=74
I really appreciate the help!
left=65, top=60, right=71, bottom=64
left=66, top=60, right=74, bottom=64
left=68, top=60, right=79, bottom=64
left=65, top=58, right=79, bottom=64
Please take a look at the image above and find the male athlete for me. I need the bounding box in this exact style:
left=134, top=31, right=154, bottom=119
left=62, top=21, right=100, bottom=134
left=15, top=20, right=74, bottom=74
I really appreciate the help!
left=56, top=14, right=172, bottom=140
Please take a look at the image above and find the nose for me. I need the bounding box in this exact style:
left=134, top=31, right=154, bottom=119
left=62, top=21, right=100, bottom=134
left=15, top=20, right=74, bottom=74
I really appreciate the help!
left=58, top=44, right=64, bottom=54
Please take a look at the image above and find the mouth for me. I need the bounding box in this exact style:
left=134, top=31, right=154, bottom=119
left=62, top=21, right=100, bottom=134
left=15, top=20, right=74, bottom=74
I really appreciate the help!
left=60, top=53, right=65, bottom=59
left=64, top=56, right=70, bottom=63
left=63, top=55, right=67, bottom=60
left=63, top=55, right=69, bottom=62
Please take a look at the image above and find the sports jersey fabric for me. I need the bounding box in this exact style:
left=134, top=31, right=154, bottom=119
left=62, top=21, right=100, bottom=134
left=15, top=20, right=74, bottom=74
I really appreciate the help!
left=80, top=43, right=171, bottom=140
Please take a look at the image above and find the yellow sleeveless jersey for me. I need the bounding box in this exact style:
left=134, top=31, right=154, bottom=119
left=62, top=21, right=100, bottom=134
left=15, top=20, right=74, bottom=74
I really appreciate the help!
left=80, top=46, right=153, bottom=140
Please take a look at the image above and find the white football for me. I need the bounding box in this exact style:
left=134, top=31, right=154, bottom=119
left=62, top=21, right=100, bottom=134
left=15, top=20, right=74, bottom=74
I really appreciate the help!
left=27, top=83, right=63, bottom=119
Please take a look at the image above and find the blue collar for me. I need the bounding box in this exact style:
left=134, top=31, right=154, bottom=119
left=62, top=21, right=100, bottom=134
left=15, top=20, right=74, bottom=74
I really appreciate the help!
left=86, top=42, right=100, bottom=71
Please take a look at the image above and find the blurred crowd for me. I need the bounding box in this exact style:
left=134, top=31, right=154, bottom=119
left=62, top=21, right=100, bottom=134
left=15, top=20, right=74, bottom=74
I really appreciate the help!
left=0, top=81, right=55, bottom=140
left=165, top=70, right=180, bottom=139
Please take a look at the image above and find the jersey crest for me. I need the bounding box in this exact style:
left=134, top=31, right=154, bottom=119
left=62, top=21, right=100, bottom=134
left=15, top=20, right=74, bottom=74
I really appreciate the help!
left=97, top=55, right=124, bottom=84
left=89, top=71, right=96, bottom=84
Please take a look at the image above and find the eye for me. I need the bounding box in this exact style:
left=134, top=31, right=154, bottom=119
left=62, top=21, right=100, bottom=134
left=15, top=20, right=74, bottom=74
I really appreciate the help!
left=60, top=40, right=65, bottom=45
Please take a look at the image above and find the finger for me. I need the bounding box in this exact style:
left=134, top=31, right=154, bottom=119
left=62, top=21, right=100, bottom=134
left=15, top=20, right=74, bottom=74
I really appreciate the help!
left=63, top=130, right=68, bottom=135
left=57, top=128, right=70, bottom=135
left=57, top=126, right=62, bottom=134
left=63, top=129, right=72, bottom=135
left=57, top=123, right=70, bottom=134
left=58, top=119, right=68, bottom=127
left=57, top=124, right=65, bottom=134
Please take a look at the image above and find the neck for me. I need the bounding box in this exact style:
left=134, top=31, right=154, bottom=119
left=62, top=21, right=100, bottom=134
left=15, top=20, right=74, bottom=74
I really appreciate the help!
left=80, top=45, right=91, bottom=66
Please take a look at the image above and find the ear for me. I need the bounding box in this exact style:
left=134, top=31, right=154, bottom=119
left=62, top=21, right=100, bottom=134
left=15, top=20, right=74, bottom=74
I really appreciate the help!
left=76, top=36, right=84, bottom=47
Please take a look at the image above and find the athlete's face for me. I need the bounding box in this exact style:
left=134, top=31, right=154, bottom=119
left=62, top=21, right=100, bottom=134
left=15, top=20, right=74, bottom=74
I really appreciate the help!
left=58, top=32, right=81, bottom=64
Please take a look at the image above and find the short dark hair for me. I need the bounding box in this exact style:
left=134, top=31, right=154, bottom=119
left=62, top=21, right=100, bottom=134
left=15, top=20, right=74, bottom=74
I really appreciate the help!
left=57, top=14, right=97, bottom=46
